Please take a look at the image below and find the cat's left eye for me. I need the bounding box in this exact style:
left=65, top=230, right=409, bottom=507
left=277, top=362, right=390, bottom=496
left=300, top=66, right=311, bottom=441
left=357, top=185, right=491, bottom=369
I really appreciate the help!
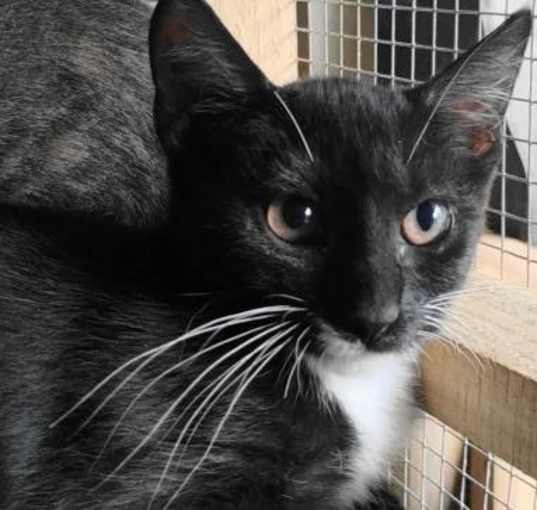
left=266, top=196, right=320, bottom=243
left=401, top=200, right=452, bottom=246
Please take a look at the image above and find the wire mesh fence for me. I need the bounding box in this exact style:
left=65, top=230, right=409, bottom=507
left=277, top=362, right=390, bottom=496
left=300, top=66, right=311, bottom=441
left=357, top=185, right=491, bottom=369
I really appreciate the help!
left=389, top=411, right=537, bottom=510
left=296, top=0, right=537, bottom=288
left=295, top=2, right=537, bottom=507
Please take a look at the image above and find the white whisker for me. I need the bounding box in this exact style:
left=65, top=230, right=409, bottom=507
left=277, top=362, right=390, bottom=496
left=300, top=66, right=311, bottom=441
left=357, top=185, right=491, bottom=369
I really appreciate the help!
left=97, top=321, right=292, bottom=488
left=283, top=326, right=311, bottom=399
left=80, top=318, right=280, bottom=440
left=277, top=343, right=297, bottom=385
left=150, top=323, right=299, bottom=506
left=420, top=310, right=485, bottom=371
left=426, top=284, right=514, bottom=306
left=274, top=90, right=314, bottom=163
left=294, top=340, right=311, bottom=400
left=51, top=306, right=303, bottom=429
left=266, top=293, right=306, bottom=304
left=419, top=328, right=482, bottom=373
left=163, top=337, right=292, bottom=509
left=94, top=323, right=276, bottom=464
left=157, top=366, right=231, bottom=448
left=170, top=332, right=285, bottom=475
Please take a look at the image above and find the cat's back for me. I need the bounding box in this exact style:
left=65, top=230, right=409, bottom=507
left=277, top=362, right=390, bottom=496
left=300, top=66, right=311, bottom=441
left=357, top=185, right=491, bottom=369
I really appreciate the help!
left=0, top=0, right=168, bottom=226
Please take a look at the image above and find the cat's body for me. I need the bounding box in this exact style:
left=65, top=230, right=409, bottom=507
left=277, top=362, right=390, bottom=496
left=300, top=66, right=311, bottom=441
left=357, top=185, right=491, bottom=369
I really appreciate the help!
left=0, top=211, right=411, bottom=510
left=0, top=0, right=530, bottom=508
left=0, top=0, right=167, bottom=226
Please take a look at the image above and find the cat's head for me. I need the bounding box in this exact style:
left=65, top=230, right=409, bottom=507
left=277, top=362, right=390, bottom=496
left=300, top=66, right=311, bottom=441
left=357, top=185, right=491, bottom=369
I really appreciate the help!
left=149, top=1, right=531, bottom=354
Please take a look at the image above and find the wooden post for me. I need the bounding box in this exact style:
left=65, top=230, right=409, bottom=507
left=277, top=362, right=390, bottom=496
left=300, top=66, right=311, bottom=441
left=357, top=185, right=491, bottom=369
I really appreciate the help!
left=208, top=0, right=297, bottom=85
left=421, top=274, right=537, bottom=482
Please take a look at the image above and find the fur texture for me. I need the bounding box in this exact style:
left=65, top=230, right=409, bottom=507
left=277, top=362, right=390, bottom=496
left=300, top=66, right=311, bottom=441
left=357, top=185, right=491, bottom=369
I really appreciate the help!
left=0, top=1, right=531, bottom=508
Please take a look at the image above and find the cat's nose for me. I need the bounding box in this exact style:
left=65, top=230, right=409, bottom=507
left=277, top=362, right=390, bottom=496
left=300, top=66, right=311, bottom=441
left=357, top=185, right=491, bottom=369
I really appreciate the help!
left=352, top=303, right=400, bottom=345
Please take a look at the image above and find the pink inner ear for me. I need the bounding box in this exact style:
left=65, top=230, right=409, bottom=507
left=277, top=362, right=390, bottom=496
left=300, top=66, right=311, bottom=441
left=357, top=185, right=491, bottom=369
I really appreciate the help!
left=451, top=97, right=488, bottom=115
left=469, top=127, right=496, bottom=157
left=450, top=97, right=496, bottom=157
left=159, top=16, right=192, bottom=46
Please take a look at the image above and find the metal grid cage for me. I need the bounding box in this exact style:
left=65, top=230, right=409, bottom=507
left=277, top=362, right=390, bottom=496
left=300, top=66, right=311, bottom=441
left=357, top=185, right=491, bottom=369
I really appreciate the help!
left=295, top=2, right=537, bottom=508
left=389, top=411, right=537, bottom=510
left=296, top=0, right=537, bottom=289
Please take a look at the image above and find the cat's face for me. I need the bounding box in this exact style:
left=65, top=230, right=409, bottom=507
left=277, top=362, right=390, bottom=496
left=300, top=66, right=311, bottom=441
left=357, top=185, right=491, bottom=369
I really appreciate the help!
left=150, top=1, right=530, bottom=355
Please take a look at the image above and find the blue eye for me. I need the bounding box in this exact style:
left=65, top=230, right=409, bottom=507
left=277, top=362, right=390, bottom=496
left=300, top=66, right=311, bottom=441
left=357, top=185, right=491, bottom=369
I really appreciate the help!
left=402, top=200, right=452, bottom=246
left=416, top=201, right=435, bottom=231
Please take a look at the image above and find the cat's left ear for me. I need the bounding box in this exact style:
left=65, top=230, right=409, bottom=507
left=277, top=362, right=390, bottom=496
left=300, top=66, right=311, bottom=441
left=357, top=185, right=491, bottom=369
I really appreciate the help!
left=406, top=9, right=531, bottom=160
left=149, top=0, right=271, bottom=149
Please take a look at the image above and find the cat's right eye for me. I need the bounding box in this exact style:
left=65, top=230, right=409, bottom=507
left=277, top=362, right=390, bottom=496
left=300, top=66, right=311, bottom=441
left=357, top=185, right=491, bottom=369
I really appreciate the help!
left=266, top=196, right=320, bottom=244
left=401, top=200, right=452, bottom=246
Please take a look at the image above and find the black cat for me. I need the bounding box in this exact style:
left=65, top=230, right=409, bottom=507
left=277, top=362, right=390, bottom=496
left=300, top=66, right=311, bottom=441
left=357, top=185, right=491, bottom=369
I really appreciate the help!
left=0, top=1, right=530, bottom=508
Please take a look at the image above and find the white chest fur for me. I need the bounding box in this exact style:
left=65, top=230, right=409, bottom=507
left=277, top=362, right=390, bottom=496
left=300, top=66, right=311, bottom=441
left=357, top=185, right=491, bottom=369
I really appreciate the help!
left=308, top=346, right=416, bottom=506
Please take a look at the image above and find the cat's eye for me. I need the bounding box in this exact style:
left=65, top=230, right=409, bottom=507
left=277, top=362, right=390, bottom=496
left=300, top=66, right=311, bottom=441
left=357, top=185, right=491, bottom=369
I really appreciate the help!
left=266, top=196, right=320, bottom=243
left=401, top=200, right=452, bottom=246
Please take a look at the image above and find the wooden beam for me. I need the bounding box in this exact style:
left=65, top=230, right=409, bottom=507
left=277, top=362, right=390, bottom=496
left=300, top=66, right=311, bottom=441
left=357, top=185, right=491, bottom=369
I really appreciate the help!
left=421, top=274, right=537, bottom=482
left=208, top=0, right=297, bottom=85
left=477, top=233, right=537, bottom=289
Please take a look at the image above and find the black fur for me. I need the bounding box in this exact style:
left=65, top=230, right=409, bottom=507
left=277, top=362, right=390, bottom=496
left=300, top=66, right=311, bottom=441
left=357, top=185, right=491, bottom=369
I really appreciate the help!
left=0, top=1, right=530, bottom=508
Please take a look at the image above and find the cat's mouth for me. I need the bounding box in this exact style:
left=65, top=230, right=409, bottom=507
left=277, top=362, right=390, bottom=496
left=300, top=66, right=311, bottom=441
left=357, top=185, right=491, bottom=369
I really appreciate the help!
left=310, top=314, right=412, bottom=360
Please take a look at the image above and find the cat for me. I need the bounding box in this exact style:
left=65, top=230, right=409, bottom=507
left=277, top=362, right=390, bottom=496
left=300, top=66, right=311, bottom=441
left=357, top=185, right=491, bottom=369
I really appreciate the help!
left=0, top=0, right=530, bottom=508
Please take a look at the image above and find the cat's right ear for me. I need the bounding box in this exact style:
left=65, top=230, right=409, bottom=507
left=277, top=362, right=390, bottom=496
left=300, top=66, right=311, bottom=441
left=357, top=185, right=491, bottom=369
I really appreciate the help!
left=405, top=9, right=531, bottom=162
left=150, top=0, right=271, bottom=150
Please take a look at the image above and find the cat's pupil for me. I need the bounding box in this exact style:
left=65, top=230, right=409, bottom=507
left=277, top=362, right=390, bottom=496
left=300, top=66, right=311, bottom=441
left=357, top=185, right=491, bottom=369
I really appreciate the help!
left=282, top=200, right=313, bottom=230
left=416, top=201, right=435, bottom=231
